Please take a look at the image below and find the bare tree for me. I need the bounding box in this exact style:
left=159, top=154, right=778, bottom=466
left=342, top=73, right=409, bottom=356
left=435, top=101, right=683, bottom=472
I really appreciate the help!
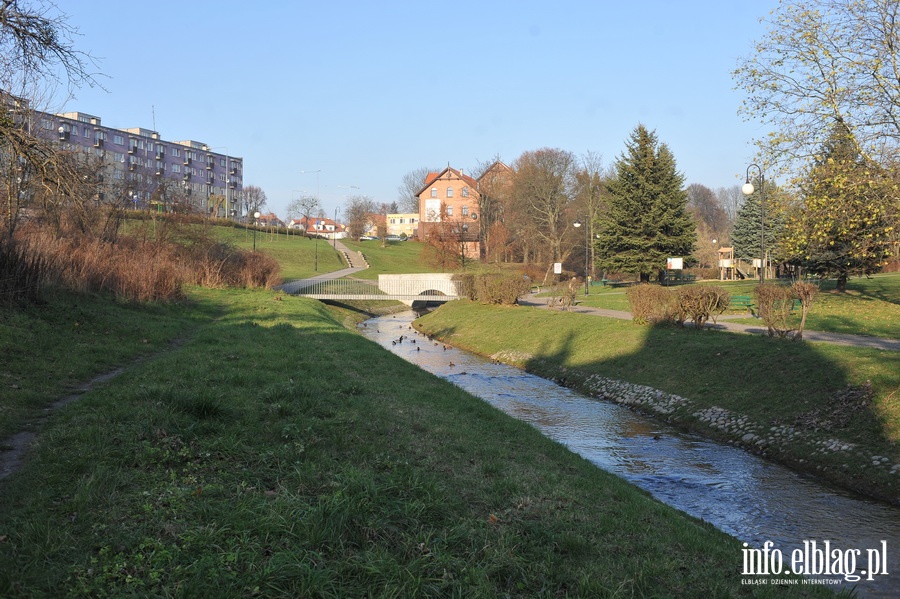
left=734, top=0, right=900, bottom=172
left=716, top=185, right=745, bottom=229
left=0, top=0, right=99, bottom=92
left=1, top=1, right=101, bottom=239
left=344, top=195, right=375, bottom=240
left=512, top=148, right=577, bottom=263
left=688, top=184, right=730, bottom=269
left=243, top=185, right=267, bottom=218
left=397, top=166, right=437, bottom=213
left=287, top=194, right=320, bottom=235
left=573, top=150, right=606, bottom=278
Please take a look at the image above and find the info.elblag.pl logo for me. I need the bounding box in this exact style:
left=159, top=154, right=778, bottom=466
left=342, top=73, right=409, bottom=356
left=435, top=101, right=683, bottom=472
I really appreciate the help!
left=741, top=540, right=890, bottom=586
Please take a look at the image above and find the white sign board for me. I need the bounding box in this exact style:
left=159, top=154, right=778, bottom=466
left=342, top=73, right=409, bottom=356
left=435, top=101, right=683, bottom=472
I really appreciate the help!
left=666, top=257, right=683, bottom=270
left=553, top=262, right=562, bottom=274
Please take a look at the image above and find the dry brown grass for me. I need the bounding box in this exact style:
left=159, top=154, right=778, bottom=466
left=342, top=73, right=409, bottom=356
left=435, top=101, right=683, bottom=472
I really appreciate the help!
left=4, top=220, right=281, bottom=303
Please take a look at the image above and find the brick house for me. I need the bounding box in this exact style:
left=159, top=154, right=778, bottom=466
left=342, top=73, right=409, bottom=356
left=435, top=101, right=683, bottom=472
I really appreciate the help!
left=416, top=166, right=481, bottom=258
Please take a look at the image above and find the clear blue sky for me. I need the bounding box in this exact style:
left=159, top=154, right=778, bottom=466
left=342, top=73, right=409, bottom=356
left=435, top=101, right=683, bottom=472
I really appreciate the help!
left=55, top=0, right=775, bottom=220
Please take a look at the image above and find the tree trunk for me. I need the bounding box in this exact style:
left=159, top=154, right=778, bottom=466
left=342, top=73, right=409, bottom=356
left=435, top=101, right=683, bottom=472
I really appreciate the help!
left=836, top=272, right=848, bottom=291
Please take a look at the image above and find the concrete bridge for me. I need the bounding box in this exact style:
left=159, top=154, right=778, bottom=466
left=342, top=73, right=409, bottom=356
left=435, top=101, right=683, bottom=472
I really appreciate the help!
left=288, top=273, right=463, bottom=306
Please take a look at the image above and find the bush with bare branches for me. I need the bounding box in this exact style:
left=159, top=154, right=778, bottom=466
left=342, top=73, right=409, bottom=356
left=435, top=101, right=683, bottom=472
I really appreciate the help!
left=676, top=285, right=730, bottom=329
left=626, top=284, right=677, bottom=324
left=754, top=283, right=796, bottom=338
left=792, top=281, right=820, bottom=340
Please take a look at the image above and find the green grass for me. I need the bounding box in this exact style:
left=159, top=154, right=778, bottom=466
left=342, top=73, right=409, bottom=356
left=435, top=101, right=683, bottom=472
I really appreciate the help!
left=571, top=273, right=900, bottom=338
left=0, top=289, right=211, bottom=440
left=415, top=300, right=900, bottom=503
left=0, top=289, right=829, bottom=597
left=341, top=239, right=432, bottom=280
left=215, top=226, right=345, bottom=280
left=124, top=218, right=346, bottom=280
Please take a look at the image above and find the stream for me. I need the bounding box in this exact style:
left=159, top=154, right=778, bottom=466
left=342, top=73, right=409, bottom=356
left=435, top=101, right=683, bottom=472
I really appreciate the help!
left=360, top=310, right=899, bottom=597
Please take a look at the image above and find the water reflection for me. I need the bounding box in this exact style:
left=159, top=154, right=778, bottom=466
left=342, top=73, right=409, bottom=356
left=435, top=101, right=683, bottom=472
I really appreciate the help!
left=360, top=311, right=899, bottom=597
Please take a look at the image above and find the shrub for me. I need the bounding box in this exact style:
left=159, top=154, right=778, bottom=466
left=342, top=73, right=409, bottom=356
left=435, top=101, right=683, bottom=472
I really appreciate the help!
left=547, top=278, right=580, bottom=311
left=0, top=236, right=51, bottom=305
left=792, top=281, right=820, bottom=340
left=676, top=285, right=730, bottom=329
left=626, top=284, right=677, bottom=324
left=754, top=283, right=795, bottom=338
left=473, top=273, right=531, bottom=305
left=453, top=274, right=477, bottom=300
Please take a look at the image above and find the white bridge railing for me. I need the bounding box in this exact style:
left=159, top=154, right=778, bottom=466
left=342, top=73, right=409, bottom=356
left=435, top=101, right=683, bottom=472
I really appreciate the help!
left=292, top=276, right=462, bottom=302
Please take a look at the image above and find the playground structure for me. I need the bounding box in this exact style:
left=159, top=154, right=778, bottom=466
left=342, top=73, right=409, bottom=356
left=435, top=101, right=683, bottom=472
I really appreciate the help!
left=717, top=246, right=773, bottom=281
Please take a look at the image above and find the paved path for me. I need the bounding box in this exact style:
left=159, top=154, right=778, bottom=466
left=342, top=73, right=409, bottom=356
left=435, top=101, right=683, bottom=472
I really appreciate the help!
left=277, top=239, right=369, bottom=294
left=518, top=293, right=900, bottom=351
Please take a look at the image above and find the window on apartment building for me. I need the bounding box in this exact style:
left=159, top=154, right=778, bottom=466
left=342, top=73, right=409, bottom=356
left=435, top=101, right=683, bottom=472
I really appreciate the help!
left=220, top=157, right=227, bottom=167
left=462, top=205, right=469, bottom=217
left=462, top=187, right=469, bottom=197
left=172, top=147, right=180, bottom=157
left=172, top=164, right=181, bottom=173
left=430, top=188, right=437, bottom=198
left=446, top=205, right=453, bottom=216
left=399, top=218, right=405, bottom=224
left=447, top=187, right=453, bottom=198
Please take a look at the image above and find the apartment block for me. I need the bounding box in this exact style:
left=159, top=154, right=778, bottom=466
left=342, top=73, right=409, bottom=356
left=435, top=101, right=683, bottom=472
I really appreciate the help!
left=27, top=102, right=243, bottom=216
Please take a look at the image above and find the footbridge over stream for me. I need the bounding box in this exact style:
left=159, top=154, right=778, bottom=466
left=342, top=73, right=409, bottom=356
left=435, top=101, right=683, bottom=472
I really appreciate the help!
left=288, top=274, right=463, bottom=306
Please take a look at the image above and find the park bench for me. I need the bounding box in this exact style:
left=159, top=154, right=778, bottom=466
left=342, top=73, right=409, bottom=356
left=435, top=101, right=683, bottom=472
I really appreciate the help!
left=729, top=295, right=800, bottom=315
left=730, top=294, right=755, bottom=314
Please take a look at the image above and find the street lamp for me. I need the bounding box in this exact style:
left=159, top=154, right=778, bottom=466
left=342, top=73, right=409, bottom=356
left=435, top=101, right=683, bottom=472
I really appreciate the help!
left=333, top=206, right=340, bottom=249
left=742, top=164, right=765, bottom=283
left=300, top=170, right=322, bottom=270
left=253, top=211, right=261, bottom=251
left=314, top=219, right=320, bottom=272
left=572, top=219, right=590, bottom=295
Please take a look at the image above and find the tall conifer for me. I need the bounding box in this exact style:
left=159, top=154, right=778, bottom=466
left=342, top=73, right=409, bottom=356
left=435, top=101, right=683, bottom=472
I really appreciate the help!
left=595, top=125, right=695, bottom=282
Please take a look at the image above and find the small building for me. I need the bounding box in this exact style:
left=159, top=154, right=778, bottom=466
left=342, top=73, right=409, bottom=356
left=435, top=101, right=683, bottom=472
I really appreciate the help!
left=256, top=213, right=285, bottom=228
left=386, top=213, right=419, bottom=238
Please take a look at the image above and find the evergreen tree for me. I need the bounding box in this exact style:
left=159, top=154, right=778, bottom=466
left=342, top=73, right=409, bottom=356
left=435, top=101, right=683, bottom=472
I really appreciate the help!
left=595, top=125, right=695, bottom=282
left=731, top=182, right=781, bottom=261
left=783, top=124, right=895, bottom=290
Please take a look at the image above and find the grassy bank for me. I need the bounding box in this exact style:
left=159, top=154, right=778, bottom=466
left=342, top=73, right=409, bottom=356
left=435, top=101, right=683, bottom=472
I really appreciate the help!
left=573, top=273, right=900, bottom=338
left=414, top=301, right=900, bottom=504
left=0, top=289, right=827, bottom=597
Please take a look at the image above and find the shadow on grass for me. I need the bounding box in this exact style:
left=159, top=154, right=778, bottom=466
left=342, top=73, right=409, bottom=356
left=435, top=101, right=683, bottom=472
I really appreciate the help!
left=519, top=319, right=899, bottom=502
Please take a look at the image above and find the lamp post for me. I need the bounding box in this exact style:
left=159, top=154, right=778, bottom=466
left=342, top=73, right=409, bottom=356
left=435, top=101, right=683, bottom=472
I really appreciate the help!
left=742, top=164, right=765, bottom=283
left=314, top=219, right=320, bottom=272
left=572, top=218, right=590, bottom=295
left=333, top=206, right=340, bottom=248
left=253, top=211, right=261, bottom=251
left=300, top=170, right=322, bottom=270
left=337, top=185, right=359, bottom=248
